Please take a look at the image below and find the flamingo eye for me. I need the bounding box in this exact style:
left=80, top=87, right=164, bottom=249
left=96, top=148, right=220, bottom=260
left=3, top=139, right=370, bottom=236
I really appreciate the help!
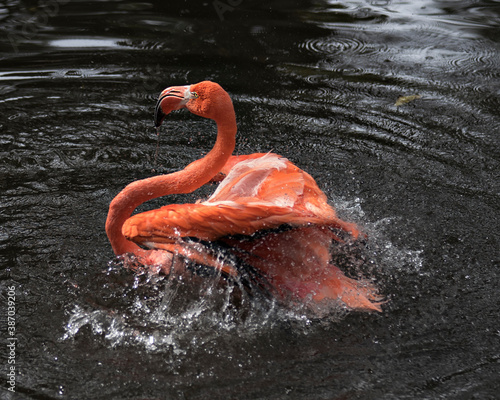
left=191, top=92, right=199, bottom=98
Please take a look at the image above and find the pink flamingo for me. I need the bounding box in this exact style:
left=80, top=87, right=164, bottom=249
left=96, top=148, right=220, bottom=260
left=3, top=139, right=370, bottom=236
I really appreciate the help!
left=105, top=81, right=382, bottom=312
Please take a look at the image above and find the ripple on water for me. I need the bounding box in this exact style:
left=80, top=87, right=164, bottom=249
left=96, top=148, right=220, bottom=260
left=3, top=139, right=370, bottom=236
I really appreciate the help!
left=394, top=22, right=500, bottom=80
left=301, top=35, right=381, bottom=56
left=296, top=17, right=500, bottom=88
left=446, top=43, right=499, bottom=78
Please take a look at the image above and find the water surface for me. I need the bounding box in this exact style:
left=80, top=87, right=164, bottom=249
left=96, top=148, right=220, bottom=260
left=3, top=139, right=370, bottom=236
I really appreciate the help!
left=1, top=0, right=499, bottom=399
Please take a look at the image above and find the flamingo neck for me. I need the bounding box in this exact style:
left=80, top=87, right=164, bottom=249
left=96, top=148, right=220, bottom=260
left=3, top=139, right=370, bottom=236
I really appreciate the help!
left=105, top=112, right=237, bottom=256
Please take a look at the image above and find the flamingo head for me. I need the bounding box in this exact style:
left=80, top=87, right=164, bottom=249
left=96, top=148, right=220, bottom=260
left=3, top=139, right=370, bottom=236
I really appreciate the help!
left=154, top=84, right=192, bottom=127
left=154, top=81, right=234, bottom=127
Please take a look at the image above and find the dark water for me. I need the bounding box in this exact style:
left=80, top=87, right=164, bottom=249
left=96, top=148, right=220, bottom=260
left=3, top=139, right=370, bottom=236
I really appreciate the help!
left=1, top=0, right=499, bottom=398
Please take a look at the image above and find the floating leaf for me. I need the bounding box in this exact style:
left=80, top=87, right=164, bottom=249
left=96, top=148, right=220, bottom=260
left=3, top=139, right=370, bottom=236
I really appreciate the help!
left=395, top=94, right=421, bottom=107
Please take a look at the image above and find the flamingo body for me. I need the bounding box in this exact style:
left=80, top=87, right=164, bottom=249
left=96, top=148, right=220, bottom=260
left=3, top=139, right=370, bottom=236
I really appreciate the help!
left=106, top=81, right=382, bottom=312
left=123, top=153, right=359, bottom=245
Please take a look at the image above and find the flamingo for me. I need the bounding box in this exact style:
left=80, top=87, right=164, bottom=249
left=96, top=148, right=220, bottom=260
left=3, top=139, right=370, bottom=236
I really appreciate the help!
left=105, top=81, right=382, bottom=312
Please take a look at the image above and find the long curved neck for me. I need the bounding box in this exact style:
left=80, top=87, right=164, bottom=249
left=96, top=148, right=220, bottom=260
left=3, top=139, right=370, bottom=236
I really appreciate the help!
left=106, top=112, right=237, bottom=256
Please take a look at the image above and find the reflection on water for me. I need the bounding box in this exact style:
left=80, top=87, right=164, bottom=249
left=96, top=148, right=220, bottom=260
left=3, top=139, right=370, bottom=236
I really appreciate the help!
left=1, top=0, right=499, bottom=398
left=49, top=38, right=122, bottom=48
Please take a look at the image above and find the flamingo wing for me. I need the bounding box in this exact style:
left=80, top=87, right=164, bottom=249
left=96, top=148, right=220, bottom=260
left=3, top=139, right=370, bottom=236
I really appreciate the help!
left=122, top=154, right=359, bottom=248
left=209, top=153, right=360, bottom=235
left=221, top=226, right=382, bottom=312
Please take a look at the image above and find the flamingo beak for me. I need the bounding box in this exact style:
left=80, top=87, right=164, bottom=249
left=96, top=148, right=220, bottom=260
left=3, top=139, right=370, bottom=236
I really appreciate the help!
left=154, top=85, right=191, bottom=128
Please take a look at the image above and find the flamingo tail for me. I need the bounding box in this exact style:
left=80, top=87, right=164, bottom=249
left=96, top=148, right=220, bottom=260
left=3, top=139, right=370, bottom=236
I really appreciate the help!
left=311, top=265, right=383, bottom=312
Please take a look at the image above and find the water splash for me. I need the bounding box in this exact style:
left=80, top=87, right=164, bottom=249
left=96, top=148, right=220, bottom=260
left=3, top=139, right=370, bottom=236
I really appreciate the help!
left=62, top=208, right=422, bottom=354
left=61, top=261, right=288, bottom=353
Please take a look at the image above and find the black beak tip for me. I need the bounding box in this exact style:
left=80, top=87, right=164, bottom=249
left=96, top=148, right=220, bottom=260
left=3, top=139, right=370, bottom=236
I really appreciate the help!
left=154, top=115, right=165, bottom=128
left=154, top=103, right=166, bottom=128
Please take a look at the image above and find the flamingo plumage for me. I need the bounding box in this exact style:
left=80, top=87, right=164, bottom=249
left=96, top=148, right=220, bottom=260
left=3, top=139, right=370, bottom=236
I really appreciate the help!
left=105, top=81, right=382, bottom=312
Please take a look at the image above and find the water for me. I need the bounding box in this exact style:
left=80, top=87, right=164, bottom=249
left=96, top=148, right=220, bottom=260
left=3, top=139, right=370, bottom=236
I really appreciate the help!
left=1, top=0, right=499, bottom=398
